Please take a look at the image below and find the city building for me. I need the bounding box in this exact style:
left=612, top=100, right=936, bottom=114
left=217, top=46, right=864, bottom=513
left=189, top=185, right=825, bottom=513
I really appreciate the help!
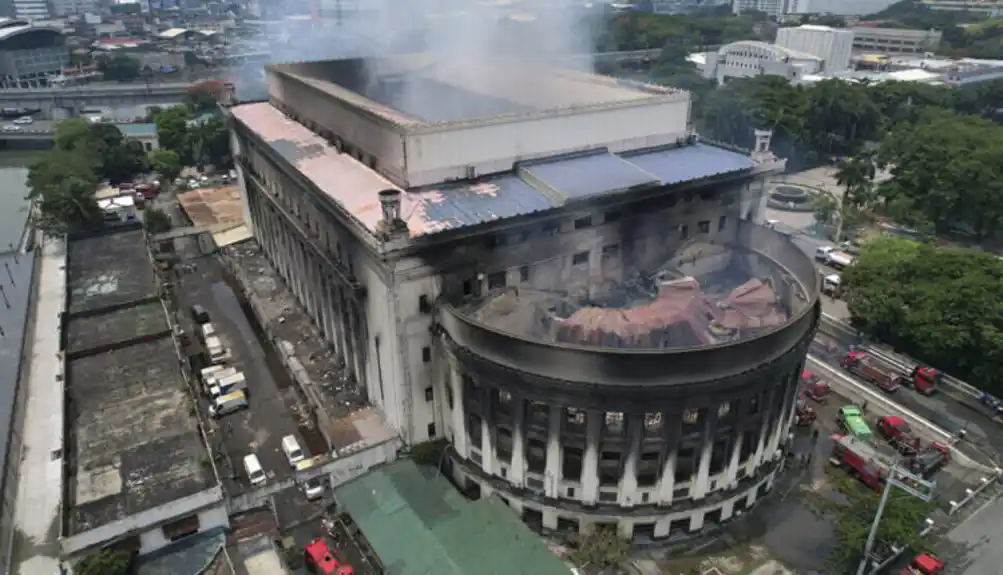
left=51, top=0, right=98, bottom=17
left=784, top=0, right=899, bottom=16
left=700, top=40, right=823, bottom=84
left=0, top=18, right=69, bottom=88
left=803, top=55, right=1003, bottom=86
left=776, top=25, right=854, bottom=73
left=226, top=54, right=820, bottom=539
left=0, top=0, right=49, bottom=20
left=653, top=0, right=730, bottom=14
left=919, top=0, right=1003, bottom=15
left=851, top=26, right=942, bottom=55
left=732, top=0, right=788, bottom=18
left=60, top=225, right=227, bottom=564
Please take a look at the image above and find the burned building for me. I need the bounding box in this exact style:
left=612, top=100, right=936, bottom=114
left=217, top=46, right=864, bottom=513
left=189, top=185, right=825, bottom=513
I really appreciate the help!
left=226, top=53, right=820, bottom=541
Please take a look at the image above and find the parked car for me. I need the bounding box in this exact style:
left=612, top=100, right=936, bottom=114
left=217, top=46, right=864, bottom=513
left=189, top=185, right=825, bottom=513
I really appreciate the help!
left=191, top=304, right=210, bottom=324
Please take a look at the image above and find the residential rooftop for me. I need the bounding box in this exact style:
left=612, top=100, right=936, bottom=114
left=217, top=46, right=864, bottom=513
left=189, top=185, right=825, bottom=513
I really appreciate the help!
left=231, top=102, right=758, bottom=239
left=64, top=229, right=212, bottom=537
left=66, top=229, right=157, bottom=314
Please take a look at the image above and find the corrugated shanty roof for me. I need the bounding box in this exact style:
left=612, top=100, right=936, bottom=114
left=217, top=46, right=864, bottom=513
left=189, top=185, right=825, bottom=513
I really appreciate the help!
left=233, top=102, right=758, bottom=239
left=333, top=460, right=570, bottom=575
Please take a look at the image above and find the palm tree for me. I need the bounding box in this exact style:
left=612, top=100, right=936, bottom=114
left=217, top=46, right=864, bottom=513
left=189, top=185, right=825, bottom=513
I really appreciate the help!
left=834, top=149, right=877, bottom=240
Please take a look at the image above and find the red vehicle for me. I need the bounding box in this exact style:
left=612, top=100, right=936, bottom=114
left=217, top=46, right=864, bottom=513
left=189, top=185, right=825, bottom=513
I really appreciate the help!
left=801, top=371, right=830, bottom=403
left=897, top=553, right=945, bottom=574
left=877, top=416, right=921, bottom=455
left=829, top=434, right=897, bottom=490
left=841, top=350, right=939, bottom=395
left=304, top=539, right=354, bottom=575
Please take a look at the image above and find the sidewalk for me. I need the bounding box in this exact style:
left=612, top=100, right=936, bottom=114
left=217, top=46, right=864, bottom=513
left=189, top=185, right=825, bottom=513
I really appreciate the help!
left=10, top=237, right=66, bottom=575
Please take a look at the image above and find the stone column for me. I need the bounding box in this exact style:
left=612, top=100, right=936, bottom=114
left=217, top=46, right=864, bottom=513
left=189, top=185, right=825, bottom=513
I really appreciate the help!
left=767, top=376, right=796, bottom=456
left=510, top=397, right=527, bottom=488
left=580, top=410, right=602, bottom=505
left=617, top=413, right=644, bottom=506
left=726, top=401, right=751, bottom=488
left=480, top=388, right=497, bottom=477
left=656, top=413, right=681, bottom=505
left=690, top=408, right=719, bottom=501
left=749, top=386, right=776, bottom=474
left=449, top=363, right=468, bottom=458
left=544, top=406, right=563, bottom=498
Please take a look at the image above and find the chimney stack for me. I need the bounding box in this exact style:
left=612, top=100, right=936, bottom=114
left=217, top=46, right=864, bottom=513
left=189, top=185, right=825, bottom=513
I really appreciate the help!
left=377, top=189, right=408, bottom=240
left=379, top=189, right=401, bottom=223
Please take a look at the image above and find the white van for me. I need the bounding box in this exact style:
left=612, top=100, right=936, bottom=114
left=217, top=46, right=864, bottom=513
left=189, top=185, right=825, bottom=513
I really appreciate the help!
left=209, top=390, right=248, bottom=418
left=209, top=371, right=247, bottom=399
left=200, top=365, right=226, bottom=385
left=244, top=454, right=266, bottom=486
left=200, top=322, right=217, bottom=342
left=282, top=435, right=305, bottom=466
left=202, top=366, right=238, bottom=395
left=205, top=335, right=229, bottom=365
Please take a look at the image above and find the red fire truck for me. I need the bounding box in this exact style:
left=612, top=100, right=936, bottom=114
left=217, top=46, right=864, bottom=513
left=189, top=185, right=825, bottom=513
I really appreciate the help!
left=897, top=553, right=945, bottom=574
left=841, top=350, right=939, bottom=395
left=830, top=434, right=896, bottom=490
left=304, top=539, right=354, bottom=575
left=801, top=370, right=831, bottom=403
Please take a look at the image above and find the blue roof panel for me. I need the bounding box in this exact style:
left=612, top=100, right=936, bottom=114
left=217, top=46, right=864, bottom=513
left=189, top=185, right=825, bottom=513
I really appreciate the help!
left=410, top=176, right=555, bottom=232
left=620, top=143, right=756, bottom=185
left=522, top=152, right=658, bottom=200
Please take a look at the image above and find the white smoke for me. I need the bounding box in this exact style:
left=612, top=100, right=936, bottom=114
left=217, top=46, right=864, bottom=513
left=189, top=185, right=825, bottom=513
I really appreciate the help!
left=231, top=0, right=603, bottom=108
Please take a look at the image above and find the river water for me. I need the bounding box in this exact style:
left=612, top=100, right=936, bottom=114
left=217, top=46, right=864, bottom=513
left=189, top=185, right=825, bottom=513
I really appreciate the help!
left=0, top=151, right=37, bottom=251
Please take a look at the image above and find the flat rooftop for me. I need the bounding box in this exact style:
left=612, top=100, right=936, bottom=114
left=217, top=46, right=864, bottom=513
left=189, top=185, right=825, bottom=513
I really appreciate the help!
left=270, top=54, right=664, bottom=126
left=461, top=241, right=798, bottom=350
left=231, top=102, right=757, bottom=239
left=64, top=229, right=212, bottom=536
left=67, top=229, right=157, bottom=314
left=65, top=300, right=169, bottom=355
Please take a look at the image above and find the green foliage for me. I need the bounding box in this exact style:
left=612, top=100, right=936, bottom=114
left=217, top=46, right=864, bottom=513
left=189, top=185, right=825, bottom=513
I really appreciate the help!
left=148, top=148, right=183, bottom=182
left=878, top=109, right=1003, bottom=238
left=843, top=237, right=1003, bottom=393
left=183, top=89, right=218, bottom=116
left=568, top=525, right=630, bottom=569
left=818, top=473, right=934, bottom=572
left=76, top=548, right=133, bottom=575
left=410, top=440, right=446, bottom=467
left=811, top=193, right=839, bottom=224
left=143, top=207, right=172, bottom=234
left=153, top=107, right=232, bottom=169
left=50, top=119, right=148, bottom=184
left=98, top=54, right=141, bottom=82
left=601, top=9, right=771, bottom=53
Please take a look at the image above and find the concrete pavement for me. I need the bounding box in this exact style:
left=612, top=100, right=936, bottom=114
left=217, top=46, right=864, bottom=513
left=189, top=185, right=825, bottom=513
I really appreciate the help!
left=10, top=237, right=66, bottom=575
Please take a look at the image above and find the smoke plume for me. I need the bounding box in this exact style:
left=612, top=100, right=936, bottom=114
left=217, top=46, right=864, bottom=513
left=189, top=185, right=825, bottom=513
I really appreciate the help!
left=231, top=0, right=603, bottom=108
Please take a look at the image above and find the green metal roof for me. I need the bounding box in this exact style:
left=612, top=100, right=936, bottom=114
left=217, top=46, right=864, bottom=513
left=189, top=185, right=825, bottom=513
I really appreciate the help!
left=334, top=460, right=570, bottom=575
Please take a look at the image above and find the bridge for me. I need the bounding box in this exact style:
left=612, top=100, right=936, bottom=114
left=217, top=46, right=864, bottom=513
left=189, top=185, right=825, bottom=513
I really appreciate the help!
left=0, top=83, right=192, bottom=117
left=0, top=120, right=58, bottom=141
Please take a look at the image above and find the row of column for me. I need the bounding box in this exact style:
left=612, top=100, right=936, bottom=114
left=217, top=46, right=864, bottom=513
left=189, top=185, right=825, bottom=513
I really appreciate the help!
left=446, top=361, right=799, bottom=507
left=245, top=182, right=365, bottom=386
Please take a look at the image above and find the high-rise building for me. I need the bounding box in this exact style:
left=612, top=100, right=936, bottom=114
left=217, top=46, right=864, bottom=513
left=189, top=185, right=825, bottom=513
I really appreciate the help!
left=732, top=0, right=789, bottom=19
left=776, top=24, right=854, bottom=73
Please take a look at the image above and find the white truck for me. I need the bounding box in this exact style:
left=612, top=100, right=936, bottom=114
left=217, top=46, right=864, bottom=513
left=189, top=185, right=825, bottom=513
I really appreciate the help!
left=815, top=246, right=855, bottom=270
left=205, top=335, right=231, bottom=365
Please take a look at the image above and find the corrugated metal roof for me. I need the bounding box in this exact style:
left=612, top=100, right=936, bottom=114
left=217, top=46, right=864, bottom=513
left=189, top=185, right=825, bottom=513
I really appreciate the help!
left=621, top=143, right=756, bottom=185
left=522, top=152, right=658, bottom=202
left=333, top=460, right=569, bottom=575
left=410, top=178, right=553, bottom=231
left=234, top=102, right=758, bottom=238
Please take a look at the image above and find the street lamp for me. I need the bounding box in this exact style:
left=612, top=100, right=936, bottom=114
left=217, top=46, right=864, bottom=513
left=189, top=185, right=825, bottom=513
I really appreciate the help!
left=856, top=464, right=936, bottom=575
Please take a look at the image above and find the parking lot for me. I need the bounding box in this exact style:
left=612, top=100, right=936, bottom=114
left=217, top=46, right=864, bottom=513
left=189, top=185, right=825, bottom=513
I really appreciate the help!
left=155, top=195, right=328, bottom=491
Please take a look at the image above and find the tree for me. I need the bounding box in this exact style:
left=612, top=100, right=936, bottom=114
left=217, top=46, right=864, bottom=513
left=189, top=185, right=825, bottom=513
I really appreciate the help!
left=31, top=176, right=104, bottom=235
left=823, top=474, right=935, bottom=573
left=98, top=54, right=141, bottom=82
left=104, top=140, right=149, bottom=184
left=154, top=106, right=191, bottom=159
left=568, top=524, right=630, bottom=569
left=843, top=237, right=1003, bottom=394
left=149, top=148, right=182, bottom=182
left=76, top=548, right=132, bottom=575
left=143, top=207, right=172, bottom=234
left=188, top=116, right=232, bottom=169
left=811, top=193, right=839, bottom=224
left=184, top=80, right=226, bottom=114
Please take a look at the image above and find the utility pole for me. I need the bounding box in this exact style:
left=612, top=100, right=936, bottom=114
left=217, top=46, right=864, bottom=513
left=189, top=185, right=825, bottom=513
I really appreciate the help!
left=856, top=465, right=936, bottom=575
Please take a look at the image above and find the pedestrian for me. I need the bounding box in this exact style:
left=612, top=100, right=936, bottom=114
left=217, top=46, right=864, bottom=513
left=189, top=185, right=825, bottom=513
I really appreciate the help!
left=861, top=401, right=868, bottom=413
left=812, top=428, right=820, bottom=441
left=806, top=452, right=812, bottom=466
